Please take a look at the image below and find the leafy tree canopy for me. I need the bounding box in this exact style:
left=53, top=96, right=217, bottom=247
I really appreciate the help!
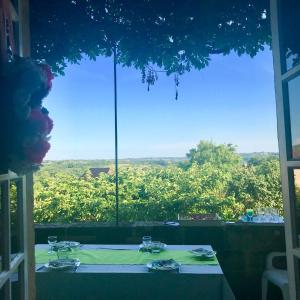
left=186, top=140, right=241, bottom=168
left=30, top=0, right=271, bottom=77
left=32, top=149, right=283, bottom=223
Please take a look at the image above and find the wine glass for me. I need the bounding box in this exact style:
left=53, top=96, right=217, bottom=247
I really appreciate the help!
left=270, top=208, right=279, bottom=222
left=142, top=236, right=152, bottom=252
left=48, top=236, right=57, bottom=254
left=142, top=236, right=152, bottom=246
left=151, top=241, right=162, bottom=254
left=264, top=207, right=272, bottom=222
left=257, top=207, right=265, bottom=222
left=57, top=247, right=71, bottom=260
left=246, top=209, right=254, bottom=222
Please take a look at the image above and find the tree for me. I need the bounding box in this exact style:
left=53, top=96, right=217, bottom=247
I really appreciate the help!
left=186, top=140, right=241, bottom=169
left=30, top=0, right=271, bottom=78
left=227, top=156, right=283, bottom=213
left=33, top=147, right=283, bottom=223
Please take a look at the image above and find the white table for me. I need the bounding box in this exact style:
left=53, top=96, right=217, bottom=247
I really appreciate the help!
left=36, top=244, right=236, bottom=300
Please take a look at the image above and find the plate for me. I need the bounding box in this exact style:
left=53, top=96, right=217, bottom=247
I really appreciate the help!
left=139, top=242, right=167, bottom=252
left=45, top=258, right=80, bottom=271
left=164, top=221, right=180, bottom=226
left=240, top=215, right=254, bottom=222
left=189, top=248, right=216, bottom=259
left=56, top=241, right=80, bottom=249
left=147, top=259, right=180, bottom=271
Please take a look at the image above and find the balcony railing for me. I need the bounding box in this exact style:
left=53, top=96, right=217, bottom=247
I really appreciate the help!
left=32, top=221, right=285, bottom=300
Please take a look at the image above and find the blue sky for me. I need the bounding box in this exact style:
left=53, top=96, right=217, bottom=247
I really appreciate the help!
left=44, top=49, right=278, bottom=160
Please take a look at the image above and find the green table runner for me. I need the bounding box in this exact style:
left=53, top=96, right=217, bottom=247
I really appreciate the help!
left=35, top=249, right=219, bottom=265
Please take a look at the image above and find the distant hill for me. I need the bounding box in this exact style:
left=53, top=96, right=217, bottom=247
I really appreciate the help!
left=38, top=153, right=279, bottom=177
left=40, top=157, right=188, bottom=176
left=239, top=152, right=278, bottom=162
left=116, top=157, right=187, bottom=166
left=44, top=157, right=187, bottom=166
left=43, top=153, right=278, bottom=168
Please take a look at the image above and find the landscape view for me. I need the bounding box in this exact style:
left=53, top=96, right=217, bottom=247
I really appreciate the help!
left=33, top=141, right=283, bottom=223
left=31, top=47, right=285, bottom=224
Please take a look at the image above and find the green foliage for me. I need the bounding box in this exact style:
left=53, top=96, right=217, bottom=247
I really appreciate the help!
left=185, top=141, right=241, bottom=169
left=295, top=186, right=300, bottom=209
left=10, top=182, right=18, bottom=225
left=34, top=141, right=283, bottom=223
left=30, top=0, right=271, bottom=76
left=293, top=144, right=300, bottom=158
left=294, top=170, right=300, bottom=209
left=227, top=156, right=283, bottom=214
left=40, top=160, right=112, bottom=177
left=34, top=172, right=116, bottom=223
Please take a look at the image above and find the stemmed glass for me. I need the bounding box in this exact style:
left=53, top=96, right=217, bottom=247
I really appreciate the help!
left=270, top=208, right=279, bottom=223
left=246, top=209, right=254, bottom=222
left=264, top=207, right=272, bottom=222
left=57, top=247, right=71, bottom=260
left=151, top=241, right=162, bottom=254
left=142, top=236, right=152, bottom=253
left=142, top=236, right=152, bottom=247
left=257, top=207, right=265, bottom=222
left=48, top=236, right=57, bottom=254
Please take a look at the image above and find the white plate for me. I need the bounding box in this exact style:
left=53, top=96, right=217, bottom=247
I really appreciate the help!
left=189, top=248, right=216, bottom=259
left=45, top=259, right=80, bottom=271
left=139, top=243, right=167, bottom=251
left=56, top=241, right=80, bottom=248
left=147, top=259, right=180, bottom=271
left=164, top=221, right=180, bottom=226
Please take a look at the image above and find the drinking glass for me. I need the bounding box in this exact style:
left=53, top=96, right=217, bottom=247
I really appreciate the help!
left=151, top=241, right=162, bottom=253
left=257, top=207, right=265, bottom=222
left=48, top=236, right=57, bottom=254
left=142, top=236, right=152, bottom=247
left=270, top=208, right=279, bottom=223
left=264, top=207, right=272, bottom=222
left=57, top=247, right=71, bottom=260
left=246, top=209, right=254, bottom=222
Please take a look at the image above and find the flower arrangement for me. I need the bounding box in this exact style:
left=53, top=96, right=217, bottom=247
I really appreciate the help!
left=2, top=56, right=54, bottom=175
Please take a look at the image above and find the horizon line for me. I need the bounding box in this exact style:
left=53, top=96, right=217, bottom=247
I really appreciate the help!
left=44, top=151, right=279, bottom=162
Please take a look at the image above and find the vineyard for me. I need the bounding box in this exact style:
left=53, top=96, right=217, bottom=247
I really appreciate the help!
left=31, top=141, right=284, bottom=223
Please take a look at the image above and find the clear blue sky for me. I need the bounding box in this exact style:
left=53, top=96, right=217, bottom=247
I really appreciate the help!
left=44, top=49, right=278, bottom=160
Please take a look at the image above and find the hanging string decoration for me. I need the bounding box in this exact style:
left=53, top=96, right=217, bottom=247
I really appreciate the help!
left=174, top=74, right=179, bottom=101
left=142, top=65, right=180, bottom=100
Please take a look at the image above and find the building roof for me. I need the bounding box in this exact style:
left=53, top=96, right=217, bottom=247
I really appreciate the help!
left=89, top=167, right=110, bottom=178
